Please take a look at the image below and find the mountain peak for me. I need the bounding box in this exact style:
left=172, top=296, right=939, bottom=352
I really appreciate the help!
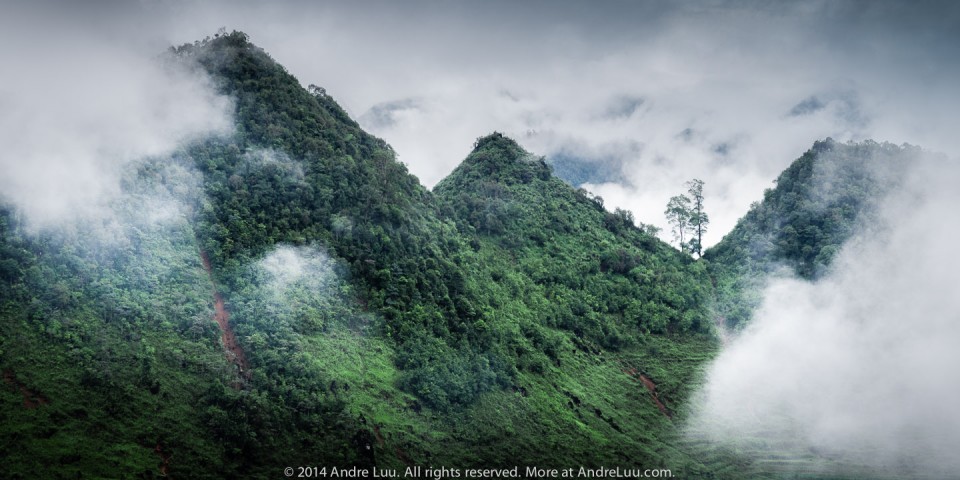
left=470, top=132, right=524, bottom=156
left=172, top=30, right=290, bottom=88
left=440, top=132, right=551, bottom=187
left=171, top=29, right=256, bottom=56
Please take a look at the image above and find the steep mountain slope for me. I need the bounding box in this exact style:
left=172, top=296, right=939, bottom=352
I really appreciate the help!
left=421, top=132, right=719, bottom=468
left=179, top=31, right=722, bottom=470
left=435, top=133, right=712, bottom=342
left=179, top=32, right=517, bottom=426
left=705, top=138, right=921, bottom=328
left=0, top=162, right=291, bottom=478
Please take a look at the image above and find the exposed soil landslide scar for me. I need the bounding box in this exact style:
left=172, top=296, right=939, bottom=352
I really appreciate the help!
left=3, top=369, right=49, bottom=409
left=623, top=367, right=671, bottom=418
left=154, top=443, right=172, bottom=477
left=199, top=250, right=250, bottom=381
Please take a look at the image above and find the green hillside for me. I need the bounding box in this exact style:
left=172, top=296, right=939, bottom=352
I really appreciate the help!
left=0, top=31, right=724, bottom=478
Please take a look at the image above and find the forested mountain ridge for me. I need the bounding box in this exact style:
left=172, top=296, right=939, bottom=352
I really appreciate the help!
left=0, top=31, right=722, bottom=477
left=0, top=30, right=918, bottom=479
left=435, top=132, right=712, bottom=341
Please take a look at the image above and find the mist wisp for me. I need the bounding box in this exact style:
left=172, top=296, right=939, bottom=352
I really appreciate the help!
left=241, top=148, right=306, bottom=183
left=235, top=245, right=367, bottom=334
left=688, top=152, right=960, bottom=476
left=258, top=245, right=336, bottom=296
left=0, top=25, right=232, bottom=231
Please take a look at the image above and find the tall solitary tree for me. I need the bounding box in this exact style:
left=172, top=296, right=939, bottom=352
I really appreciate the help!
left=665, top=194, right=692, bottom=251
left=686, top=179, right=709, bottom=257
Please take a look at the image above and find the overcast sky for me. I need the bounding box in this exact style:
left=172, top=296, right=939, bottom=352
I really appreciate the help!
left=3, top=0, right=959, bottom=244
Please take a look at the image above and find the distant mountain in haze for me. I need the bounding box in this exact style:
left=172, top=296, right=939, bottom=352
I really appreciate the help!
left=705, top=138, right=923, bottom=328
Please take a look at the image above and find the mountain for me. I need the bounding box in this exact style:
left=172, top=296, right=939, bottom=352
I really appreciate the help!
left=705, top=138, right=921, bottom=328
left=426, top=132, right=718, bottom=467
left=0, top=31, right=920, bottom=479
left=0, top=31, right=722, bottom=478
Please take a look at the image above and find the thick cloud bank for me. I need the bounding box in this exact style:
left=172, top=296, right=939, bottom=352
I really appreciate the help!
left=689, top=156, right=960, bottom=475
left=0, top=10, right=232, bottom=229
left=6, top=1, right=959, bottom=246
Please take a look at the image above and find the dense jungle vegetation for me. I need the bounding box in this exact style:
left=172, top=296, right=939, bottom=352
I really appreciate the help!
left=0, top=31, right=918, bottom=478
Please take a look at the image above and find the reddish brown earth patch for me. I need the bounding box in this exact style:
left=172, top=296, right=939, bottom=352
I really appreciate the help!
left=637, top=374, right=657, bottom=392
left=394, top=447, right=413, bottom=467
left=154, top=443, right=172, bottom=477
left=3, top=369, right=49, bottom=409
left=373, top=425, right=385, bottom=447
left=199, top=251, right=250, bottom=381
left=622, top=367, right=670, bottom=418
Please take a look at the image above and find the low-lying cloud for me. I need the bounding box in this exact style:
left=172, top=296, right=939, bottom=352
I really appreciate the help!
left=0, top=7, right=232, bottom=229
left=254, top=245, right=340, bottom=310
left=688, top=153, right=960, bottom=476
left=242, top=148, right=306, bottom=182
left=238, top=244, right=367, bottom=334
